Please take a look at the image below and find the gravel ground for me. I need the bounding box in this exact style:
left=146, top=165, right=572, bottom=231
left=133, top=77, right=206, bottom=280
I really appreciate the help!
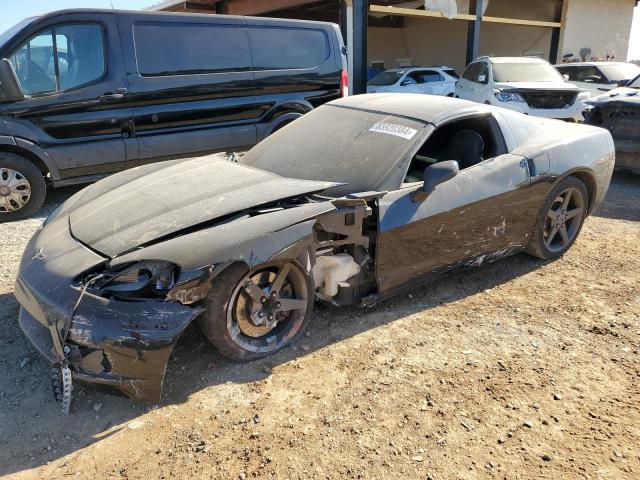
left=0, top=173, right=638, bottom=480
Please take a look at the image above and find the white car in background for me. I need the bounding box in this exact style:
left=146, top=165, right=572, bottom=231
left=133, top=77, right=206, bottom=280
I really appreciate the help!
left=367, top=66, right=459, bottom=96
left=555, top=62, right=640, bottom=97
left=455, top=56, right=590, bottom=122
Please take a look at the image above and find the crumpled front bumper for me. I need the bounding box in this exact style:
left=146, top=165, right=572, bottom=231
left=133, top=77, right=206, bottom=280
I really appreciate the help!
left=14, top=214, right=203, bottom=401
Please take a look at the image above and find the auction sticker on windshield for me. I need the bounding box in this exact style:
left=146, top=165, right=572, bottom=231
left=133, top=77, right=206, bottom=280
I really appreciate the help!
left=369, top=122, right=418, bottom=140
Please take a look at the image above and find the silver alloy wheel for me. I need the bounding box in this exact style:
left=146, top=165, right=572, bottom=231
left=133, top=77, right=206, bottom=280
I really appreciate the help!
left=227, top=262, right=309, bottom=353
left=0, top=167, right=32, bottom=213
left=543, top=186, right=585, bottom=253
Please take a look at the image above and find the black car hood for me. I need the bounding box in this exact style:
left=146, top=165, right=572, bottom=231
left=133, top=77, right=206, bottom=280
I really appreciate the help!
left=69, top=155, right=338, bottom=257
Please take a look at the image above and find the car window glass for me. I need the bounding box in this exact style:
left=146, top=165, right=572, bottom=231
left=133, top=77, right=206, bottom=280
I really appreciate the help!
left=556, top=66, right=574, bottom=80
left=249, top=27, right=329, bottom=70
left=9, top=24, right=105, bottom=96
left=10, top=31, right=56, bottom=95
left=134, top=22, right=251, bottom=76
left=476, top=63, right=489, bottom=83
left=408, top=71, right=426, bottom=83
left=368, top=71, right=403, bottom=86
left=56, top=25, right=105, bottom=90
left=444, top=68, right=459, bottom=78
left=461, top=62, right=478, bottom=81
left=574, top=66, right=602, bottom=82
left=422, top=70, right=445, bottom=83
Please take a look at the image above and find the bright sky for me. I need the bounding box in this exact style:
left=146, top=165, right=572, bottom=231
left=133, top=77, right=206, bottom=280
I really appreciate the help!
left=0, top=0, right=158, bottom=34
left=1, top=1, right=639, bottom=60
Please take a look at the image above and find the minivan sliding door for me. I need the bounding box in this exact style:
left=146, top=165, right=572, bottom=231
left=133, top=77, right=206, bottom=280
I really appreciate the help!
left=116, top=13, right=259, bottom=165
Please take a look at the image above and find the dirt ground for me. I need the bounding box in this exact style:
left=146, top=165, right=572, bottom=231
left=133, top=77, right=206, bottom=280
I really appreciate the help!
left=0, top=173, right=638, bottom=480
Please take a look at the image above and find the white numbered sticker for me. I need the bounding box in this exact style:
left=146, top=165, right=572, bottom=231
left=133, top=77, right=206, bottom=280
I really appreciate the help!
left=369, top=122, right=418, bottom=140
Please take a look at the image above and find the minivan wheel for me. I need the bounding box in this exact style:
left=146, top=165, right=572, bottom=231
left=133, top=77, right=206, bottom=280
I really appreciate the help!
left=0, top=153, right=46, bottom=222
left=198, top=261, right=314, bottom=361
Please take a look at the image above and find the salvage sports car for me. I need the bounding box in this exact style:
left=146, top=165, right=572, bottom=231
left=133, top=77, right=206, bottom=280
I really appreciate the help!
left=15, top=94, right=614, bottom=412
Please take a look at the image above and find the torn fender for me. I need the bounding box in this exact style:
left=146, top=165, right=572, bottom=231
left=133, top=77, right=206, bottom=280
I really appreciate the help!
left=67, top=291, right=203, bottom=401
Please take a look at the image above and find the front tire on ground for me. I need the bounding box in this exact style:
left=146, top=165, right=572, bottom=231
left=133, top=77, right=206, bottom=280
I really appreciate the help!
left=525, top=176, right=588, bottom=260
left=0, top=153, right=46, bottom=222
left=198, top=261, right=314, bottom=361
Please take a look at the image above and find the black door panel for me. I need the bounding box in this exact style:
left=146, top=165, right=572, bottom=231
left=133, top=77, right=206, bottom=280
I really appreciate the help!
left=376, top=153, right=533, bottom=293
left=117, top=13, right=258, bottom=164
left=0, top=13, right=131, bottom=179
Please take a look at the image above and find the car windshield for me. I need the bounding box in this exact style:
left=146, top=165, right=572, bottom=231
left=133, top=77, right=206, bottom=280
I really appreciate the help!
left=0, top=17, right=35, bottom=51
left=492, top=62, right=563, bottom=82
left=598, top=63, right=640, bottom=82
left=628, top=75, right=640, bottom=89
left=241, top=104, right=428, bottom=195
left=368, top=71, right=404, bottom=86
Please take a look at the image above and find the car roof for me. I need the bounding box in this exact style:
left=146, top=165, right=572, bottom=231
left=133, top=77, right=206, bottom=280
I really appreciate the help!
left=25, top=8, right=336, bottom=28
left=554, top=61, right=634, bottom=67
left=481, top=56, right=549, bottom=64
left=329, top=93, right=490, bottom=125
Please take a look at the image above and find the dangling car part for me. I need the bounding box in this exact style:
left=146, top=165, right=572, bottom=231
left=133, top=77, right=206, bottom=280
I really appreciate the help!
left=15, top=94, right=614, bottom=406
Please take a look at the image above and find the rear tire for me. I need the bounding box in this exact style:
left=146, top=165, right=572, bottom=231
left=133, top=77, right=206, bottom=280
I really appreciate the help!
left=198, top=261, right=314, bottom=361
left=525, top=176, right=588, bottom=260
left=0, top=153, right=46, bottom=222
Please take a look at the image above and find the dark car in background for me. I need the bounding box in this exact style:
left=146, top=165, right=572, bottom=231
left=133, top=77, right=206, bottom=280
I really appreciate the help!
left=0, top=9, right=347, bottom=221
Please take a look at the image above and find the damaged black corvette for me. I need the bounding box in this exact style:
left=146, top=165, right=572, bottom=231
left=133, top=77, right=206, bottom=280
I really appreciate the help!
left=15, top=94, right=615, bottom=411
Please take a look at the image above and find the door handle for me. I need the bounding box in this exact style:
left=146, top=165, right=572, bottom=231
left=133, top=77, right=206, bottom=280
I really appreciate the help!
left=99, top=88, right=128, bottom=101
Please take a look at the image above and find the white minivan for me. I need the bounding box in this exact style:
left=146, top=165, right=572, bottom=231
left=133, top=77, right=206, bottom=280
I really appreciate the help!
left=455, top=57, right=589, bottom=121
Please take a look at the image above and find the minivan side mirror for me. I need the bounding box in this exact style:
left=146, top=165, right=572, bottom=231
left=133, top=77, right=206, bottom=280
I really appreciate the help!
left=0, top=59, right=24, bottom=103
left=411, top=160, right=459, bottom=203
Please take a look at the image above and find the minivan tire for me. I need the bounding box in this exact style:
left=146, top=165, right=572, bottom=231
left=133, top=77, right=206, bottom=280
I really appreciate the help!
left=0, top=153, right=46, bottom=222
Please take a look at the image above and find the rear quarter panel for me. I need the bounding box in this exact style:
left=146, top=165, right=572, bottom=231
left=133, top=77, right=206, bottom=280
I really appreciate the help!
left=512, top=120, right=615, bottom=214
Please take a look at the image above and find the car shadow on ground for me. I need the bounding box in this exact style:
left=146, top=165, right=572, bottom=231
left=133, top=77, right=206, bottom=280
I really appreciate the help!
left=591, top=172, right=640, bottom=221
left=0, top=249, right=548, bottom=476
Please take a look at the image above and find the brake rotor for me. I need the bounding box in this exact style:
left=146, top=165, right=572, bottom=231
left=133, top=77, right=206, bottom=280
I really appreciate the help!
left=235, top=271, right=293, bottom=338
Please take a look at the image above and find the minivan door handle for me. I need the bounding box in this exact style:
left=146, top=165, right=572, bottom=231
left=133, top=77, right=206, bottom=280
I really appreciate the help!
left=99, top=88, right=128, bottom=101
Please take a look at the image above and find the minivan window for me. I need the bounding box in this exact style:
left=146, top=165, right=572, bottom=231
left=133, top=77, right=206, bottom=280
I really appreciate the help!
left=249, top=27, right=329, bottom=70
left=9, top=24, right=105, bottom=96
left=134, top=22, right=251, bottom=76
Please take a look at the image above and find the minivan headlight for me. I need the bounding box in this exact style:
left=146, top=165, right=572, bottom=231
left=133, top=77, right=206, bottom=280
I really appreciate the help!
left=495, top=91, right=525, bottom=102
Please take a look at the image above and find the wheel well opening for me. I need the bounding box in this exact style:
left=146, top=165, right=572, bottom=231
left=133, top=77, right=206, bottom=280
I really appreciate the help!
left=0, top=146, right=50, bottom=179
left=570, top=171, right=596, bottom=215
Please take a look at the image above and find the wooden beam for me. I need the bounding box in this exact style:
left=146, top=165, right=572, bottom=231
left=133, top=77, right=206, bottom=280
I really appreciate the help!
left=226, top=0, right=319, bottom=15
left=481, top=16, right=561, bottom=28
left=369, top=5, right=475, bottom=21
left=369, top=4, right=561, bottom=28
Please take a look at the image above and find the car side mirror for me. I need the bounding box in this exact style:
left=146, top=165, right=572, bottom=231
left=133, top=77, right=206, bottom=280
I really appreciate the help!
left=583, top=75, right=602, bottom=83
left=562, top=74, right=570, bottom=82
left=400, top=79, right=412, bottom=86
left=411, top=160, right=459, bottom=203
left=0, top=58, right=24, bottom=103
